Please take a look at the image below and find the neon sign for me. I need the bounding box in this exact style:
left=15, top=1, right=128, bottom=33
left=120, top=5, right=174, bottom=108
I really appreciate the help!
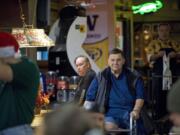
left=132, top=0, right=163, bottom=15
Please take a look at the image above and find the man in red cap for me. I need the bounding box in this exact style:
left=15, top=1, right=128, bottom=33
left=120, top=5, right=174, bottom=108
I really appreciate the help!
left=0, top=32, right=40, bottom=135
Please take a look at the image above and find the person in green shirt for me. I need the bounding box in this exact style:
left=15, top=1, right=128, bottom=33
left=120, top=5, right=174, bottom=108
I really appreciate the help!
left=0, top=32, right=40, bottom=135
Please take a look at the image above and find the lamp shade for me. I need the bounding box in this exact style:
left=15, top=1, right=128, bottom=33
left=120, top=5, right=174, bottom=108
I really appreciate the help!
left=12, top=28, right=29, bottom=46
left=12, top=28, right=55, bottom=48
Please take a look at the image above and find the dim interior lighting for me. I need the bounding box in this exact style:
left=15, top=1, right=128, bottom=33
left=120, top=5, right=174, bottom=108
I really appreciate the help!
left=132, top=0, right=163, bottom=15
left=143, top=30, right=149, bottom=34
left=135, top=35, right=140, bottom=40
left=144, top=35, right=150, bottom=40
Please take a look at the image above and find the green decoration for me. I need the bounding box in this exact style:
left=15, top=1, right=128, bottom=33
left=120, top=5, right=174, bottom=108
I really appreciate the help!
left=132, top=0, right=163, bottom=15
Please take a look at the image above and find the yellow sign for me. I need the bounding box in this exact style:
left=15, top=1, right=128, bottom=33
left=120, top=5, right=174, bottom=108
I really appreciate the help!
left=84, top=10, right=109, bottom=70
left=83, top=38, right=108, bottom=70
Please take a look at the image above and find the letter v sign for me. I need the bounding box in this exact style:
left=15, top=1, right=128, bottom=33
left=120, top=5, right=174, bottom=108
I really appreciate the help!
left=87, top=15, right=99, bottom=31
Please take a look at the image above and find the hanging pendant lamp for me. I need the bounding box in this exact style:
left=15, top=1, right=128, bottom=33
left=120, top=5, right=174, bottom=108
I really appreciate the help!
left=12, top=0, right=54, bottom=48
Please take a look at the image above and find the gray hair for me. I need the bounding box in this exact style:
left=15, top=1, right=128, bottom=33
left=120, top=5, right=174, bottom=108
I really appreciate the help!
left=43, top=104, right=96, bottom=135
left=74, top=55, right=90, bottom=64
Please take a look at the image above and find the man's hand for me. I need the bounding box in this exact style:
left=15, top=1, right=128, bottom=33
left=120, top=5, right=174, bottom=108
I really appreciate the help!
left=130, top=110, right=140, bottom=120
left=131, top=99, right=144, bottom=120
left=0, top=58, right=13, bottom=82
left=150, top=51, right=165, bottom=61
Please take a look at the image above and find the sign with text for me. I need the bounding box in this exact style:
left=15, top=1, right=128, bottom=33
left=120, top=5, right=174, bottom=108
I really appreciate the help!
left=83, top=10, right=109, bottom=69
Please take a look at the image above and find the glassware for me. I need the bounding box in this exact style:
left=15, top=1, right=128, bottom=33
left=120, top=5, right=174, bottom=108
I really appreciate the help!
left=56, top=76, right=69, bottom=90
left=69, top=76, right=80, bottom=90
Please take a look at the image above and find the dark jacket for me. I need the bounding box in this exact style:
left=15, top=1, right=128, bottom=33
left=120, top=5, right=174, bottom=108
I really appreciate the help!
left=74, top=69, right=96, bottom=104
left=93, top=67, right=154, bottom=134
left=94, top=67, right=143, bottom=113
